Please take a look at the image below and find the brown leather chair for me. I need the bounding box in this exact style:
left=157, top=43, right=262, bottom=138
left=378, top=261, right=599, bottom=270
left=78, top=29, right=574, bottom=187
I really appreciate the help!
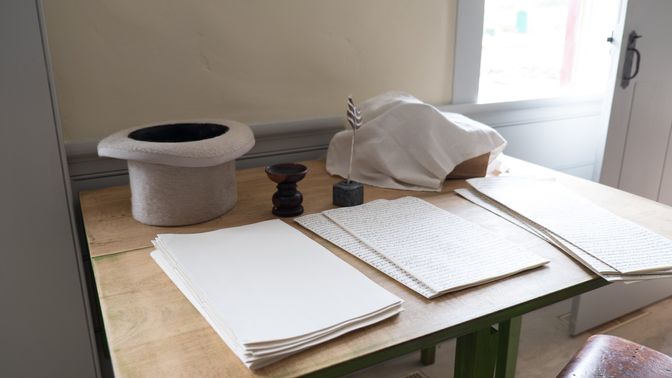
left=558, top=335, right=672, bottom=378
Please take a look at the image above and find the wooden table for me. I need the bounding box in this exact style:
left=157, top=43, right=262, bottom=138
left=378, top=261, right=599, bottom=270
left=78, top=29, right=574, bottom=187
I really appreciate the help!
left=80, top=157, right=672, bottom=377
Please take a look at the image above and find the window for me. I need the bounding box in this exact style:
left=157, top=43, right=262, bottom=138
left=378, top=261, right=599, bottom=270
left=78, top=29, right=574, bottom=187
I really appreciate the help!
left=454, top=0, right=622, bottom=104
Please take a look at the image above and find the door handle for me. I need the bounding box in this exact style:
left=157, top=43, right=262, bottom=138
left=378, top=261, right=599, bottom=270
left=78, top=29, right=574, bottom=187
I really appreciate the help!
left=621, top=31, right=643, bottom=88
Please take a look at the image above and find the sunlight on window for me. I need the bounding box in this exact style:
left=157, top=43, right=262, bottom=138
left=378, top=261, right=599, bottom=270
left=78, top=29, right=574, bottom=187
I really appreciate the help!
left=478, top=0, right=620, bottom=103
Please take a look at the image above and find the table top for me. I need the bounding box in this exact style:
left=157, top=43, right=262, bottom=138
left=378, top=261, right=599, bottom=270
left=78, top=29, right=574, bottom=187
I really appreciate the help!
left=81, top=157, right=672, bottom=377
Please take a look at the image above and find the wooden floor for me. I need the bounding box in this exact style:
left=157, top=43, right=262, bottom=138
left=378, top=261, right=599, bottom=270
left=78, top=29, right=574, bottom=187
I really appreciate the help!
left=346, top=294, right=672, bottom=378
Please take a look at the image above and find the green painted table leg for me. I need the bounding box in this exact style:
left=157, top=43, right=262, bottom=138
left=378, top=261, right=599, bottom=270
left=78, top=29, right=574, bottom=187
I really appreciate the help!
left=454, top=326, right=499, bottom=378
left=421, top=346, right=436, bottom=366
left=495, top=316, right=522, bottom=378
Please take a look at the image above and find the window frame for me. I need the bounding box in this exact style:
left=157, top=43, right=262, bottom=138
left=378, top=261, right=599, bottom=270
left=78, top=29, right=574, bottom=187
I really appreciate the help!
left=452, top=0, right=614, bottom=106
left=452, top=0, right=485, bottom=104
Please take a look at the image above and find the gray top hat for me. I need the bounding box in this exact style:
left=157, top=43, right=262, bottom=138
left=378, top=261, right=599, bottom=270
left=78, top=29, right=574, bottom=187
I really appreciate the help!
left=98, top=120, right=255, bottom=226
left=98, top=119, right=254, bottom=167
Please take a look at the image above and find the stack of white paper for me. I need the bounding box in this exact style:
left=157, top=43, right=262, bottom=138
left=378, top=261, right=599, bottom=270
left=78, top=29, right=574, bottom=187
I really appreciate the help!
left=461, top=177, right=672, bottom=282
left=296, top=197, right=548, bottom=298
left=151, top=219, right=403, bottom=369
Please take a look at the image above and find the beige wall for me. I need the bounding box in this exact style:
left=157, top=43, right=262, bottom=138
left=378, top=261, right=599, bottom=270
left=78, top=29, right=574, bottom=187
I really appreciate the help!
left=44, top=0, right=457, bottom=143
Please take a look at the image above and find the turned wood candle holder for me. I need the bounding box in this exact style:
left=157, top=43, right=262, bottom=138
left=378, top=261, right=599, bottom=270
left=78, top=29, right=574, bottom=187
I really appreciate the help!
left=265, top=163, right=309, bottom=217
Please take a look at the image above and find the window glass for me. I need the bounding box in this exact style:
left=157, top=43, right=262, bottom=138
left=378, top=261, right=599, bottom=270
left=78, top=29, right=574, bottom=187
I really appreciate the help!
left=478, top=0, right=620, bottom=103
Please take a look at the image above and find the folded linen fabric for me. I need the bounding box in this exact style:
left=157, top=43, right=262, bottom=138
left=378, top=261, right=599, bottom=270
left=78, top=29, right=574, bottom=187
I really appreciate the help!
left=151, top=219, right=403, bottom=369
left=326, top=92, right=507, bottom=191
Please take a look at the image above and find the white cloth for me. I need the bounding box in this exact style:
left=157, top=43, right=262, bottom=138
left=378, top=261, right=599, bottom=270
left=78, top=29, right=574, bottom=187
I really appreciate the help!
left=326, top=92, right=507, bottom=191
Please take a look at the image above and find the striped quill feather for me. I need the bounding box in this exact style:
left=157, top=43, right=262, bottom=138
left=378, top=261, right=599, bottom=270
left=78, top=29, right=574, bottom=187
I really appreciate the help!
left=346, top=95, right=363, bottom=131
left=345, top=95, right=362, bottom=182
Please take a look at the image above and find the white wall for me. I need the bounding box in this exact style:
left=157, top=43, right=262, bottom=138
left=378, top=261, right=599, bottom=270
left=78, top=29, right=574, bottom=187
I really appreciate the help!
left=46, top=0, right=608, bottom=191
left=44, top=0, right=606, bottom=183
left=43, top=0, right=457, bottom=143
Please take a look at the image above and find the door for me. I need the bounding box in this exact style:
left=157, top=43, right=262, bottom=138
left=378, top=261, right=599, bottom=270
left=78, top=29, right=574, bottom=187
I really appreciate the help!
left=601, top=0, right=672, bottom=196
left=572, top=0, right=672, bottom=335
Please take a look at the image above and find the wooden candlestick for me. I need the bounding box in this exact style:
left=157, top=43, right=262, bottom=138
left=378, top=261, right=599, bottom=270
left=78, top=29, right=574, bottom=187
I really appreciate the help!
left=265, top=163, right=309, bottom=217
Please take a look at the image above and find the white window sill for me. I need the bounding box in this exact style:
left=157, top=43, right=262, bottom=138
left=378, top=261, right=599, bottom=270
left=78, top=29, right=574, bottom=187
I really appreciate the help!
left=440, top=95, right=604, bottom=117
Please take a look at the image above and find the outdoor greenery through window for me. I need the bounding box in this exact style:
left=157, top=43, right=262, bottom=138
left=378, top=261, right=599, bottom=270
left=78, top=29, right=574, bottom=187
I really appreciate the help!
left=478, top=0, right=621, bottom=103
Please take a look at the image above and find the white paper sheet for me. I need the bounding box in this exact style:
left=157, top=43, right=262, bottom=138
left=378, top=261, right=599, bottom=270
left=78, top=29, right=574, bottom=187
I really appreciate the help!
left=295, top=211, right=437, bottom=298
left=455, top=187, right=672, bottom=282
left=467, top=177, right=672, bottom=274
left=151, top=219, right=403, bottom=369
left=454, top=188, right=616, bottom=273
left=322, top=197, right=549, bottom=294
left=155, top=247, right=403, bottom=368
